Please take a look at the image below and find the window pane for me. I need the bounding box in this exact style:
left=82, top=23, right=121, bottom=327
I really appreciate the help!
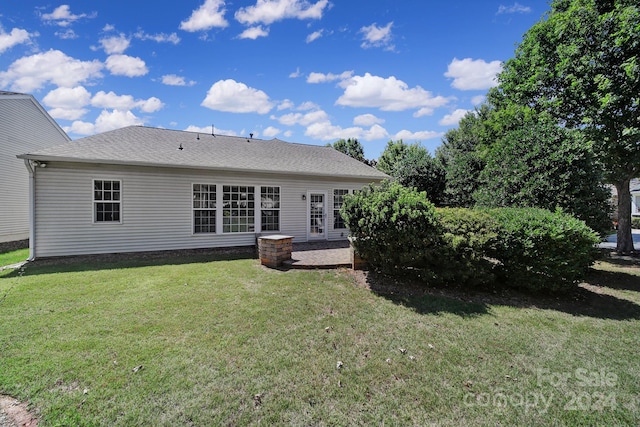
left=193, top=184, right=216, bottom=233
left=94, top=181, right=121, bottom=223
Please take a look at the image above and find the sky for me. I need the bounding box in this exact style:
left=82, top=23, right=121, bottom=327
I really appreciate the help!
left=0, top=0, right=552, bottom=159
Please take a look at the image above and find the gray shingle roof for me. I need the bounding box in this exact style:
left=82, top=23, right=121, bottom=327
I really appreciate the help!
left=18, top=125, right=388, bottom=180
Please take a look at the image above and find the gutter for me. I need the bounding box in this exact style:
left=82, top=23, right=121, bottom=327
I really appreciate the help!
left=23, top=159, right=35, bottom=261
left=16, top=154, right=389, bottom=181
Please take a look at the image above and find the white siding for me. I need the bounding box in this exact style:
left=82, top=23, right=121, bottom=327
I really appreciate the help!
left=0, top=95, right=69, bottom=242
left=33, top=162, right=379, bottom=258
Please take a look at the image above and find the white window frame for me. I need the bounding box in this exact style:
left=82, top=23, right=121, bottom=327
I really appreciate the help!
left=260, top=186, right=281, bottom=232
left=93, top=179, right=122, bottom=224
left=192, top=183, right=217, bottom=234
left=221, top=185, right=256, bottom=233
left=332, top=188, right=350, bottom=230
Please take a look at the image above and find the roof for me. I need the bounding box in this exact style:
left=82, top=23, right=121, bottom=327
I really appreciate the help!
left=18, top=126, right=388, bottom=180
left=1, top=91, right=71, bottom=142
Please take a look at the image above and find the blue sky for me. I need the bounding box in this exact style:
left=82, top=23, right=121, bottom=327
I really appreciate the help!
left=0, top=1, right=550, bottom=159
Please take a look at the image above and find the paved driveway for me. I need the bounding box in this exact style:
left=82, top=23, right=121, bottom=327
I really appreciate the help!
left=599, top=229, right=640, bottom=250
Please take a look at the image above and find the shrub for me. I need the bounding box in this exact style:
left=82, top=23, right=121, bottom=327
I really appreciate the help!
left=341, top=181, right=441, bottom=277
left=487, top=208, right=600, bottom=293
left=632, top=217, right=640, bottom=229
left=434, top=208, right=500, bottom=287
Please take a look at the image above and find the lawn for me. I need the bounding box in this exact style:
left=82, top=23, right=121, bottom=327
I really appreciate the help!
left=0, top=250, right=639, bottom=426
left=0, top=248, right=28, bottom=268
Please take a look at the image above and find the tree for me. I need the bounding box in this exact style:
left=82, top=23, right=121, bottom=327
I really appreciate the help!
left=435, top=106, right=491, bottom=207
left=490, top=0, right=640, bottom=252
left=474, top=118, right=612, bottom=234
left=376, top=140, right=414, bottom=175
left=393, top=148, right=446, bottom=205
left=377, top=140, right=445, bottom=204
left=327, top=138, right=366, bottom=163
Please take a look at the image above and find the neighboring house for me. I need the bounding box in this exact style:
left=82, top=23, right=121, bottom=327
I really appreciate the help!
left=632, top=179, right=640, bottom=218
left=609, top=178, right=640, bottom=221
left=0, top=91, right=71, bottom=243
left=18, top=126, right=388, bottom=259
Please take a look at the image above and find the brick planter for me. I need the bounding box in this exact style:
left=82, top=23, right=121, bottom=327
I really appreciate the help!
left=258, top=235, right=293, bottom=268
left=348, top=237, right=368, bottom=270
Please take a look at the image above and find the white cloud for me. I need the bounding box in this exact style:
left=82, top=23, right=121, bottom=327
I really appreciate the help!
left=161, top=74, right=196, bottom=86
left=413, top=107, right=435, bottom=118
left=180, top=0, right=229, bottom=32
left=64, top=109, right=144, bottom=136
left=91, top=90, right=164, bottom=112
left=0, top=27, right=34, bottom=53
left=43, top=86, right=91, bottom=109
left=497, top=3, right=532, bottom=14
left=272, top=109, right=328, bottom=126
left=307, top=70, right=353, bottom=84
left=235, top=0, right=330, bottom=25
left=238, top=26, right=269, bottom=39
left=336, top=73, right=452, bottom=112
left=65, top=120, right=95, bottom=135
left=353, top=114, right=384, bottom=127
left=277, top=99, right=295, bottom=110
left=444, top=57, right=502, bottom=90
left=40, top=5, right=96, bottom=27
left=105, top=54, right=148, bottom=77
left=306, top=29, right=323, bottom=43
left=393, top=129, right=442, bottom=141
left=304, top=121, right=388, bottom=142
left=0, top=49, right=103, bottom=92
left=360, top=22, right=394, bottom=50
left=134, top=31, right=180, bottom=44
left=201, top=79, right=274, bottom=114
left=263, top=126, right=281, bottom=137
left=48, top=107, right=88, bottom=120
left=55, top=29, right=77, bottom=39
left=94, top=109, right=144, bottom=133
left=289, top=67, right=302, bottom=78
left=100, top=34, right=130, bottom=54
left=138, top=97, right=164, bottom=113
left=439, top=109, right=469, bottom=126
left=471, top=95, right=486, bottom=105
left=185, top=125, right=238, bottom=136
left=297, top=101, right=319, bottom=111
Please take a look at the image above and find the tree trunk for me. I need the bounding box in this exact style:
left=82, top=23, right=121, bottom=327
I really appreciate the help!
left=615, top=179, right=635, bottom=253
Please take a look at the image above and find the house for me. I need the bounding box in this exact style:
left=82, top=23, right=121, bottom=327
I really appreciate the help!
left=610, top=178, right=640, bottom=222
left=17, top=126, right=388, bottom=259
left=0, top=91, right=71, bottom=244
left=632, top=179, right=640, bottom=218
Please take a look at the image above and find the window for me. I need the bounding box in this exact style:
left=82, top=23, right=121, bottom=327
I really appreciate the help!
left=93, top=180, right=121, bottom=222
left=193, top=184, right=216, bottom=233
left=223, top=185, right=255, bottom=233
left=333, top=189, right=349, bottom=229
left=261, top=186, right=280, bottom=231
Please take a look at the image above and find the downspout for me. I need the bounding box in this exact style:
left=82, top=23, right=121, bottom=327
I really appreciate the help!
left=24, top=159, right=36, bottom=261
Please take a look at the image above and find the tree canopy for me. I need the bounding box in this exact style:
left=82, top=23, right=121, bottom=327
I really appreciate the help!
left=326, top=138, right=366, bottom=163
left=489, top=0, right=640, bottom=251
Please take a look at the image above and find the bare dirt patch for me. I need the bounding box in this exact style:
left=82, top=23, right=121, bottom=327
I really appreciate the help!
left=0, top=395, right=38, bottom=427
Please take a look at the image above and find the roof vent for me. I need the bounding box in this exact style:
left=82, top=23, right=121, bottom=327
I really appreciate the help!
left=178, top=143, right=183, bottom=151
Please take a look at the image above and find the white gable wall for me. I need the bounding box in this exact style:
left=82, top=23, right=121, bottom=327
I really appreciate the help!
left=0, top=95, right=69, bottom=243
left=32, top=162, right=379, bottom=258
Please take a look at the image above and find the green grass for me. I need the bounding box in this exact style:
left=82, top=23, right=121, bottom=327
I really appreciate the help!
left=0, top=252, right=639, bottom=426
left=0, top=248, right=28, bottom=268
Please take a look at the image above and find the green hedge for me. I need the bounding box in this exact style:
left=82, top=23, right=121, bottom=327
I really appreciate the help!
left=632, top=217, right=640, bottom=229
left=341, top=181, right=441, bottom=277
left=435, top=208, right=500, bottom=287
left=486, top=208, right=600, bottom=292
left=342, top=182, right=600, bottom=293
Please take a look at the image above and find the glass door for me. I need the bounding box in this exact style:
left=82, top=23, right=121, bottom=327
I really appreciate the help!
left=308, top=192, right=326, bottom=239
